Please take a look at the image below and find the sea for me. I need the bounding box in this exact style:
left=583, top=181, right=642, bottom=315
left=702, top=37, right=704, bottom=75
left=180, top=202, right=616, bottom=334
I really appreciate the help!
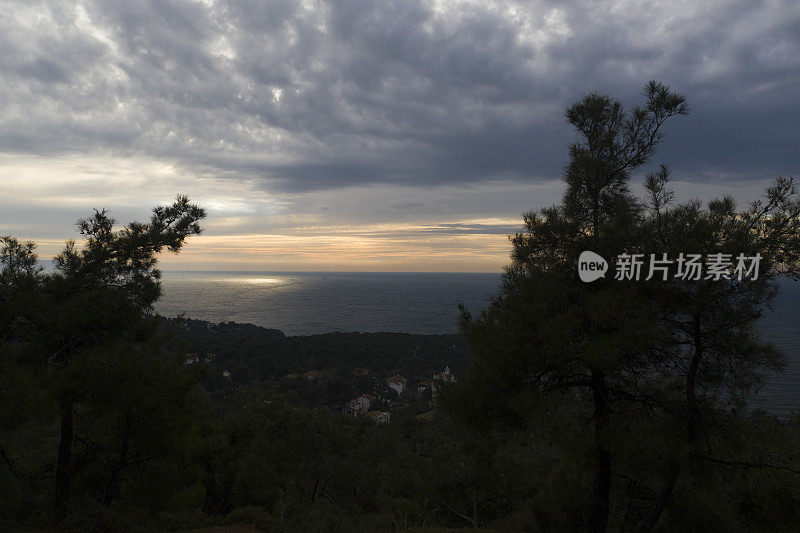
left=155, top=271, right=799, bottom=418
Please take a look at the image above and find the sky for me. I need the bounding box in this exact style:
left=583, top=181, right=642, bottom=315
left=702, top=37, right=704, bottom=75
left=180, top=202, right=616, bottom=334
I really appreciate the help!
left=1, top=0, right=798, bottom=272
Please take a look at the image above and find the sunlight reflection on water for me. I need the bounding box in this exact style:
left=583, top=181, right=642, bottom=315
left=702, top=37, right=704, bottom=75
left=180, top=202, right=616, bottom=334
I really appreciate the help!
left=232, top=277, right=284, bottom=285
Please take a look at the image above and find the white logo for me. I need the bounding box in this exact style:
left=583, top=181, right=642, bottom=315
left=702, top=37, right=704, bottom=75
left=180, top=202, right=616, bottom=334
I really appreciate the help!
left=578, top=251, right=608, bottom=282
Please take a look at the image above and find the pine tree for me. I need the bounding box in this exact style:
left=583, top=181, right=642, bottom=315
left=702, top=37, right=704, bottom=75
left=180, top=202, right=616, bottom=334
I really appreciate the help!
left=452, top=81, right=688, bottom=532
left=0, top=196, right=206, bottom=521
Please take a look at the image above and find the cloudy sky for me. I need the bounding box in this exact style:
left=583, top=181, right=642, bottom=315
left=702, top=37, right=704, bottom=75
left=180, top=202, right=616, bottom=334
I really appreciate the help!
left=1, top=0, right=798, bottom=271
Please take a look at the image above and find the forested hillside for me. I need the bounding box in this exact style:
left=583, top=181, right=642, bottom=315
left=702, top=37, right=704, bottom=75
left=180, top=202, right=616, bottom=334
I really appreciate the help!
left=170, top=318, right=468, bottom=385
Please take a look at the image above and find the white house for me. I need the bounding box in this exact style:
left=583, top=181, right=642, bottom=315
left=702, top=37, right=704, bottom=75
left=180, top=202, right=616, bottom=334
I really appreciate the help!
left=431, top=366, right=456, bottom=395
left=433, top=365, right=456, bottom=383
left=346, top=395, right=372, bottom=416
left=386, top=375, right=407, bottom=395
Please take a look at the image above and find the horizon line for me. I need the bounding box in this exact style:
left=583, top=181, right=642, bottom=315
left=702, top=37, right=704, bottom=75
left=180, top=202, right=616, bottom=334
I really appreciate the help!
left=160, top=269, right=503, bottom=274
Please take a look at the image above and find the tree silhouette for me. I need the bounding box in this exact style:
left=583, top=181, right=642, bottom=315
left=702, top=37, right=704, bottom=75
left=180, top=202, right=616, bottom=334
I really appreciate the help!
left=451, top=82, right=688, bottom=532
left=448, top=82, right=800, bottom=531
left=1, top=196, right=205, bottom=520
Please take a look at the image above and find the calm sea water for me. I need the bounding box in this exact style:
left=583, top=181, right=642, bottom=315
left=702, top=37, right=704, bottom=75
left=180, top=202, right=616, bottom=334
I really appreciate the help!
left=154, top=271, right=500, bottom=336
left=155, top=271, right=799, bottom=417
left=754, top=278, right=800, bottom=418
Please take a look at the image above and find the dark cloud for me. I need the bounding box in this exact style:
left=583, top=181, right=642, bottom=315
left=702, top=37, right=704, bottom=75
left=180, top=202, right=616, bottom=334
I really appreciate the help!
left=0, top=0, right=797, bottom=192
